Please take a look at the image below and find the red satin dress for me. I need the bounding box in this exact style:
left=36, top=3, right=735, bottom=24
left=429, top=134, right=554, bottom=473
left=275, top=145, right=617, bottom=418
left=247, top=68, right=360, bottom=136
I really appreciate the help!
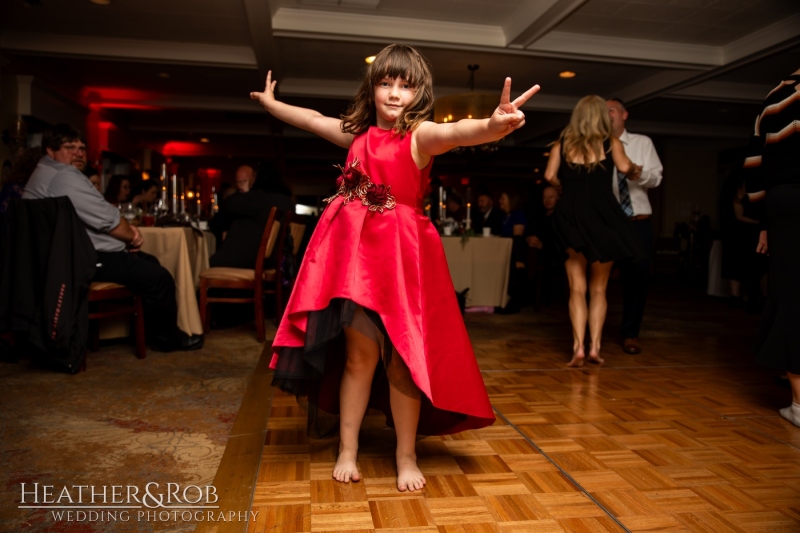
left=270, top=126, right=495, bottom=436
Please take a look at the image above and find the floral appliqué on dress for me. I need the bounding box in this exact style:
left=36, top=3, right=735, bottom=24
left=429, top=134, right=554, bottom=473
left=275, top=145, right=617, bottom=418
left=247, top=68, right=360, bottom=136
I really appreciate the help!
left=323, top=157, right=397, bottom=213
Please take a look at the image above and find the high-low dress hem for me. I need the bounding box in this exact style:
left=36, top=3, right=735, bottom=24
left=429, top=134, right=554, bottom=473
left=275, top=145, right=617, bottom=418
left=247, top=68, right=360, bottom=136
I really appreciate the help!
left=269, top=127, right=495, bottom=437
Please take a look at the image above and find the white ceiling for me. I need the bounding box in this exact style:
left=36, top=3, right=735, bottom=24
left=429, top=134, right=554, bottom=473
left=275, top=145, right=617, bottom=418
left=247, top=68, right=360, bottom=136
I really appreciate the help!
left=1, top=0, right=799, bottom=148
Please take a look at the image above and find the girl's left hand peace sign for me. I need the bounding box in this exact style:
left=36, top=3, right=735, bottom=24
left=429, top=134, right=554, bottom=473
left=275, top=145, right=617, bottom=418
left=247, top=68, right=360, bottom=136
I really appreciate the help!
left=489, top=78, right=540, bottom=135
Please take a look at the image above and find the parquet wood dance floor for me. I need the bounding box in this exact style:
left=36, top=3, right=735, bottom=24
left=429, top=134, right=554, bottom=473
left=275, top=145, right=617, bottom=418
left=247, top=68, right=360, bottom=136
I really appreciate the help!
left=248, top=286, right=800, bottom=532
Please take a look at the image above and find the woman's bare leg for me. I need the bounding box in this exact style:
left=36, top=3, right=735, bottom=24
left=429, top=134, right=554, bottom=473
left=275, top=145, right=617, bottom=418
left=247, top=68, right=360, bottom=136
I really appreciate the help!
left=564, top=249, right=588, bottom=367
left=333, top=326, right=380, bottom=483
left=587, top=260, right=614, bottom=364
left=389, top=386, right=425, bottom=492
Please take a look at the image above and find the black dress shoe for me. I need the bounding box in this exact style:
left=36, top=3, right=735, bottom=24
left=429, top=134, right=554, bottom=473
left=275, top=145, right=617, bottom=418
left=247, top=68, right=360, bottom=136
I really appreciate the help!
left=622, top=337, right=641, bottom=354
left=150, top=333, right=204, bottom=353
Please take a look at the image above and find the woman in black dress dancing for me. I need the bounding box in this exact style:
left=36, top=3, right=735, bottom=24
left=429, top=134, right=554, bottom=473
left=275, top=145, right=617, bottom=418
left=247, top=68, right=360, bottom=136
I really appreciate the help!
left=544, top=95, right=644, bottom=367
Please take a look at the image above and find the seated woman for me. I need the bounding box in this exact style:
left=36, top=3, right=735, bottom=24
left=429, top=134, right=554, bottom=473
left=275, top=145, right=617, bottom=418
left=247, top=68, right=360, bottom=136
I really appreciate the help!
left=131, top=182, right=159, bottom=212
left=103, top=175, right=131, bottom=207
left=83, top=166, right=102, bottom=193
left=497, top=192, right=527, bottom=314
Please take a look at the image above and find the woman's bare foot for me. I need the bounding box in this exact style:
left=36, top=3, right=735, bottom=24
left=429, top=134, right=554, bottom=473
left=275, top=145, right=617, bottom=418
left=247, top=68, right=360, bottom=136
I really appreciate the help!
left=396, top=454, right=425, bottom=492
left=588, top=344, right=604, bottom=364
left=332, top=446, right=361, bottom=483
left=568, top=344, right=585, bottom=367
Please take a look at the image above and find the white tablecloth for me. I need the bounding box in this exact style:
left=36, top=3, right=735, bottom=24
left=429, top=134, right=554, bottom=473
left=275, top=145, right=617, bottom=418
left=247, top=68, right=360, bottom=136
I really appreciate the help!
left=100, top=228, right=215, bottom=338
left=440, top=236, right=512, bottom=307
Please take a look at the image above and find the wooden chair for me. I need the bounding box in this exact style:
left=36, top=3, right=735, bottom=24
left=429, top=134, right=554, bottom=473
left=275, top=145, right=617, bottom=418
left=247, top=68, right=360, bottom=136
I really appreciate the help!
left=88, top=282, right=146, bottom=360
left=198, top=207, right=280, bottom=342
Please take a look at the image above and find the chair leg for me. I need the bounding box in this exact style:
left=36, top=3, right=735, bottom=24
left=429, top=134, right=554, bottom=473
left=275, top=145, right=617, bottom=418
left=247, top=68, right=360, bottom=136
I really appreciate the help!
left=255, top=290, right=265, bottom=343
left=200, top=279, right=210, bottom=333
left=89, top=321, right=100, bottom=352
left=133, top=295, right=146, bottom=359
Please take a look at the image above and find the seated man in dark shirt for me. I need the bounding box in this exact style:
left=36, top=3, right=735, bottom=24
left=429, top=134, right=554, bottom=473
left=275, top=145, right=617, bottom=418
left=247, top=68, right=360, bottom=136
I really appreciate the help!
left=23, top=124, right=201, bottom=352
left=471, top=190, right=504, bottom=236
left=526, top=185, right=561, bottom=304
left=526, top=185, right=559, bottom=262
left=210, top=164, right=295, bottom=268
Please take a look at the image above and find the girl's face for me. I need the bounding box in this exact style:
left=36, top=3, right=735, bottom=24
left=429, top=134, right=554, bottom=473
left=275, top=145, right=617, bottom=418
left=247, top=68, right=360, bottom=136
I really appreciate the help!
left=119, top=179, right=131, bottom=202
left=499, top=193, right=510, bottom=213
left=374, top=76, right=417, bottom=130
left=144, top=186, right=158, bottom=203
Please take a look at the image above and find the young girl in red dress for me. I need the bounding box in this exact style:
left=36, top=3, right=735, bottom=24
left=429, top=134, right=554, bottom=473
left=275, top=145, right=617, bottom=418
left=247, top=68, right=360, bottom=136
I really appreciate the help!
left=250, top=44, right=539, bottom=492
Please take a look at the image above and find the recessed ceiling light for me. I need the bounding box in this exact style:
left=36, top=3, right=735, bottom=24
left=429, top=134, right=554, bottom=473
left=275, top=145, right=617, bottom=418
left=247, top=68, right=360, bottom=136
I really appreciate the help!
left=559, top=71, right=576, bottom=79
left=365, top=56, right=376, bottom=64
left=89, top=0, right=111, bottom=5
left=200, top=138, right=210, bottom=143
left=158, top=72, right=170, bottom=79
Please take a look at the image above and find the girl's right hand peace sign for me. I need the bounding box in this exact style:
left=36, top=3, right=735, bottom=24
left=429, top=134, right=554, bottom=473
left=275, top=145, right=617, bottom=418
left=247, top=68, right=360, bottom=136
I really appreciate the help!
left=250, top=70, right=278, bottom=111
left=489, top=78, right=540, bottom=136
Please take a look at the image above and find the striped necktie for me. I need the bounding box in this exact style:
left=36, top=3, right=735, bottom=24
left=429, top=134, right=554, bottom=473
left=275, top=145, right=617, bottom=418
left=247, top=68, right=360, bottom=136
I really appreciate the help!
left=618, top=172, right=634, bottom=217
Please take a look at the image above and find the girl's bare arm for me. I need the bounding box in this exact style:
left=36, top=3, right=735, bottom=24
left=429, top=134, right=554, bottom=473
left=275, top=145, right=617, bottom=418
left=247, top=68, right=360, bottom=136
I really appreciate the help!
left=251, top=71, right=354, bottom=149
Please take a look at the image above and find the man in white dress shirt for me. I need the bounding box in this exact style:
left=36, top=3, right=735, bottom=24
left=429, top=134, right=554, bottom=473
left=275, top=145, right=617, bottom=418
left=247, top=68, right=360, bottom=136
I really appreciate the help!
left=607, top=98, right=663, bottom=355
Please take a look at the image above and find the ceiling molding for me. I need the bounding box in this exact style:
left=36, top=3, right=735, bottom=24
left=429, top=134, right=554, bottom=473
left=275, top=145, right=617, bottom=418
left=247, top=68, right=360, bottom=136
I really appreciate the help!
left=527, top=31, right=721, bottom=67
left=0, top=31, right=258, bottom=69
left=626, top=119, right=750, bottom=140
left=507, top=0, right=590, bottom=48
left=279, top=77, right=358, bottom=99
left=272, top=7, right=506, bottom=48
left=502, top=0, right=561, bottom=45
left=614, top=70, right=700, bottom=104
left=668, top=81, right=773, bottom=104
left=242, top=0, right=280, bottom=80
left=129, top=122, right=272, bottom=136
left=723, top=13, right=800, bottom=64
left=621, top=19, right=800, bottom=108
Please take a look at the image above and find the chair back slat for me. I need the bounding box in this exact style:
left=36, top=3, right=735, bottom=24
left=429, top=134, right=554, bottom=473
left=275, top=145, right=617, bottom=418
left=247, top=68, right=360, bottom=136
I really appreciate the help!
left=289, top=222, right=306, bottom=256
left=265, top=221, right=281, bottom=258
left=254, top=207, right=279, bottom=279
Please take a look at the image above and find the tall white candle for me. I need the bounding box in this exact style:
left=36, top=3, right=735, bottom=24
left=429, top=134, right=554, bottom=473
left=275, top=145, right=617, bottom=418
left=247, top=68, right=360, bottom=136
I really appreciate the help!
left=171, top=175, right=177, bottom=214
left=161, top=164, right=167, bottom=207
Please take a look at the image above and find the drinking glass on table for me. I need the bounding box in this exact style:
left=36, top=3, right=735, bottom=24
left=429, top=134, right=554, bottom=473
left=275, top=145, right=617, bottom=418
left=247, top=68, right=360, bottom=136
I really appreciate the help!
left=120, top=202, right=142, bottom=226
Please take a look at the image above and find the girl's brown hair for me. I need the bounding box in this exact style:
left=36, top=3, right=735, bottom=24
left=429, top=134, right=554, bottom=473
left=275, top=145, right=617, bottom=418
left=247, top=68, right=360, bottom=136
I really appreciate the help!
left=557, top=95, right=611, bottom=172
left=340, top=44, right=434, bottom=136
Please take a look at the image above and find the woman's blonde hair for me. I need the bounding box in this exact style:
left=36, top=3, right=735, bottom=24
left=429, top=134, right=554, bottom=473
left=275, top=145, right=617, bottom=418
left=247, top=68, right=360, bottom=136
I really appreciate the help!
left=557, top=95, right=611, bottom=172
left=340, top=44, right=434, bottom=136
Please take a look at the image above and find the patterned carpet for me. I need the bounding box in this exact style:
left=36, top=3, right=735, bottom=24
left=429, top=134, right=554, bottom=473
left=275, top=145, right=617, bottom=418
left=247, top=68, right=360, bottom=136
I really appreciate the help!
left=0, top=322, right=271, bottom=533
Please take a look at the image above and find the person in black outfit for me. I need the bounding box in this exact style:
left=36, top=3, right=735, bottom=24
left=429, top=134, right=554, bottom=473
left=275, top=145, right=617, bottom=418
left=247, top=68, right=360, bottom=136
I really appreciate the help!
left=22, top=124, right=201, bottom=352
left=745, top=68, right=800, bottom=427
left=471, top=189, right=504, bottom=236
left=719, top=167, right=766, bottom=311
left=209, top=164, right=294, bottom=268
left=545, top=96, right=644, bottom=367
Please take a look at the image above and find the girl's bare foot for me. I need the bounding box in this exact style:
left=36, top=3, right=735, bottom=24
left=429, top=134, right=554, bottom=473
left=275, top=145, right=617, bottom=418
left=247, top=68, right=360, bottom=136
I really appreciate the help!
left=332, top=446, right=361, bottom=483
left=568, top=344, right=585, bottom=367
left=588, top=344, right=604, bottom=364
left=396, top=454, right=425, bottom=492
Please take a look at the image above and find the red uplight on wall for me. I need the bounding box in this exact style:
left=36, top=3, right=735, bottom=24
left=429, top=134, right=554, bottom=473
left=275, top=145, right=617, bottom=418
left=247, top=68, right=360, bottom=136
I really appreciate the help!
left=161, top=142, right=207, bottom=157
left=81, top=87, right=161, bottom=110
